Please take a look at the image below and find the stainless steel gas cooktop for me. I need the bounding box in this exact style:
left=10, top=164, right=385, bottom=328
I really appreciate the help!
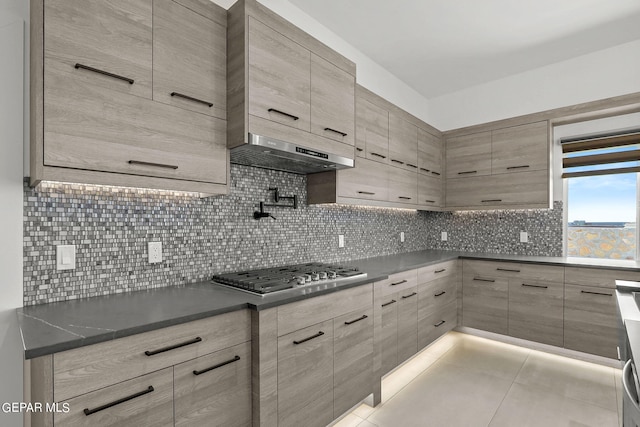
left=212, top=262, right=366, bottom=296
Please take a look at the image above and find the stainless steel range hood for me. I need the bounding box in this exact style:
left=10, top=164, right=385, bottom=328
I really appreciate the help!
left=230, top=133, right=354, bottom=174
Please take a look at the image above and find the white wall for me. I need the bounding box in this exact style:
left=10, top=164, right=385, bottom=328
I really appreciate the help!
left=429, top=39, right=640, bottom=131
left=0, top=5, right=26, bottom=426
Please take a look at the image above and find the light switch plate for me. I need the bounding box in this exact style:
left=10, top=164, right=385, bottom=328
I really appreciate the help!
left=338, top=235, right=345, bottom=248
left=400, top=232, right=405, bottom=243
left=441, top=231, right=448, bottom=241
left=520, top=231, right=528, bottom=243
left=56, top=245, right=76, bottom=270
left=149, top=242, right=163, bottom=263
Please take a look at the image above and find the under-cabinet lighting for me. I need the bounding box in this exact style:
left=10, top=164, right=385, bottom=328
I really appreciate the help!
left=36, top=180, right=203, bottom=199
left=316, top=203, right=418, bottom=212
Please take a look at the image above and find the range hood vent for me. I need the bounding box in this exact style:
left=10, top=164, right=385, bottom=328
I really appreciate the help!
left=230, top=133, right=354, bottom=175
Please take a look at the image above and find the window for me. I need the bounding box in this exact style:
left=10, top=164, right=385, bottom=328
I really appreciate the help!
left=562, top=129, right=640, bottom=260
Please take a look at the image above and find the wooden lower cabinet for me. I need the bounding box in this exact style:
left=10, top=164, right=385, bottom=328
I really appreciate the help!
left=333, top=308, right=374, bottom=418
left=564, top=284, right=618, bottom=358
left=508, top=279, right=563, bottom=347
left=277, top=320, right=334, bottom=427
left=397, top=287, right=418, bottom=363
left=418, top=301, right=457, bottom=347
left=379, top=293, right=399, bottom=375
left=174, top=342, right=251, bottom=427
left=417, top=274, right=457, bottom=349
left=462, top=274, right=508, bottom=335
left=56, top=367, right=174, bottom=427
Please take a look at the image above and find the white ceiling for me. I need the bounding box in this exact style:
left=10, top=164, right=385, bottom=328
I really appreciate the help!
left=287, top=0, right=640, bottom=99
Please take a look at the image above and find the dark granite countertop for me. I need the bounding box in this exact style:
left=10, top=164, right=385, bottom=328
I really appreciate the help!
left=19, top=249, right=640, bottom=359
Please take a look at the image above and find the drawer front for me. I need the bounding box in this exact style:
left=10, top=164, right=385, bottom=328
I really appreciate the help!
left=277, top=284, right=373, bottom=336
left=56, top=367, right=173, bottom=427
left=397, top=286, right=418, bottom=364
left=277, top=320, right=334, bottom=427
left=463, top=260, right=563, bottom=282
left=375, top=269, right=418, bottom=298
left=462, top=275, right=509, bottom=335
left=54, top=310, right=250, bottom=401
left=565, top=267, right=640, bottom=289
left=418, top=260, right=458, bottom=283
left=333, top=308, right=374, bottom=418
left=418, top=275, right=457, bottom=316
left=418, top=301, right=457, bottom=349
left=564, top=284, right=618, bottom=358
left=44, top=65, right=227, bottom=185
left=508, top=279, right=564, bottom=347
left=174, top=342, right=251, bottom=427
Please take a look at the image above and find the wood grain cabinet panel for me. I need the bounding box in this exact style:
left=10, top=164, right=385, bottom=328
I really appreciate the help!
left=564, top=267, right=640, bottom=289
left=277, top=320, right=334, bottom=427
left=389, top=113, right=418, bottom=171
left=388, top=166, right=418, bottom=205
left=248, top=17, right=311, bottom=132
left=376, top=270, right=418, bottom=298
left=508, top=279, right=564, bottom=347
left=491, top=121, right=548, bottom=175
left=564, top=284, right=618, bottom=358
left=379, top=293, right=399, bottom=376
left=418, top=301, right=457, bottom=349
left=418, top=275, right=457, bottom=318
left=44, top=0, right=153, bottom=100
left=418, top=174, right=442, bottom=208
left=333, top=308, right=374, bottom=418
left=311, top=53, right=355, bottom=145
left=356, top=97, right=389, bottom=163
left=337, top=157, right=389, bottom=201
left=152, top=0, right=226, bottom=119
left=174, top=342, right=251, bottom=427
left=397, top=287, right=418, bottom=363
left=418, top=261, right=458, bottom=282
left=55, top=367, right=174, bottom=427
left=418, top=128, right=443, bottom=177
left=445, top=131, right=492, bottom=179
left=462, top=272, right=508, bottom=335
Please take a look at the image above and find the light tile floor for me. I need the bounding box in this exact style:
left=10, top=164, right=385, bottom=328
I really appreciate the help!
left=333, top=332, right=622, bottom=427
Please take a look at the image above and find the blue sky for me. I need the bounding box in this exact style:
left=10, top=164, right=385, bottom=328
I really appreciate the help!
left=567, top=173, right=637, bottom=223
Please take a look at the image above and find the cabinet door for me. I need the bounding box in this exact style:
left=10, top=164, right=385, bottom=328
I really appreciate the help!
left=174, top=342, right=251, bottom=427
left=445, top=131, right=492, bottom=179
left=311, top=53, right=355, bottom=145
left=388, top=166, right=417, bottom=205
left=418, top=174, right=442, bottom=208
left=337, top=157, right=388, bottom=201
left=564, top=284, right=618, bottom=358
left=56, top=367, right=173, bottom=427
left=389, top=113, right=418, bottom=171
left=380, top=294, right=399, bottom=376
left=356, top=98, right=389, bottom=163
left=248, top=17, right=311, bottom=132
left=333, top=308, right=374, bottom=418
left=277, top=320, right=334, bottom=427
left=492, top=121, right=548, bottom=175
left=418, top=128, right=442, bottom=177
left=152, top=0, right=226, bottom=118
left=418, top=301, right=457, bottom=349
left=397, top=287, right=418, bottom=363
left=44, top=69, right=227, bottom=185
left=462, top=273, right=508, bottom=335
left=44, top=0, right=152, bottom=99
left=508, top=279, right=564, bottom=347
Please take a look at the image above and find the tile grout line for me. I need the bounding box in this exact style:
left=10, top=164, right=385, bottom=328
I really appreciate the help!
left=485, top=350, right=532, bottom=427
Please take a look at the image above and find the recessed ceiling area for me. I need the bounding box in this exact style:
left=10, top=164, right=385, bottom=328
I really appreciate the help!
left=287, top=0, right=640, bottom=99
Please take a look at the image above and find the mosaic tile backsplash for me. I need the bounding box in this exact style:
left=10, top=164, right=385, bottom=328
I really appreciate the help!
left=23, top=165, right=563, bottom=305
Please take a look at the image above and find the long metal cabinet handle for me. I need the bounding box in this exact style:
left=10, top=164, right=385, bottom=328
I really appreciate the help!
left=129, top=160, right=179, bottom=170
left=580, top=290, right=612, bottom=297
left=522, top=283, right=548, bottom=289
left=391, top=280, right=407, bottom=286
left=434, top=291, right=446, bottom=297
left=324, top=127, right=347, bottom=137
left=84, top=386, right=154, bottom=416
left=268, top=108, right=299, bottom=121
left=171, top=92, right=213, bottom=107
left=458, top=170, right=477, bottom=175
left=402, top=292, right=417, bottom=299
left=144, top=337, right=202, bottom=356
left=381, top=299, right=397, bottom=307
left=406, top=164, right=418, bottom=169
left=420, top=168, right=430, bottom=173
left=481, top=199, right=502, bottom=202
left=371, top=152, right=387, bottom=159
left=473, top=277, right=495, bottom=283
left=434, top=320, right=446, bottom=327
left=431, top=171, right=441, bottom=176
left=357, top=191, right=375, bottom=195
left=434, top=269, right=446, bottom=273
left=74, top=63, right=134, bottom=84
left=497, top=268, right=520, bottom=272
left=506, top=165, right=530, bottom=170
left=356, top=147, right=364, bottom=152
left=193, top=355, right=241, bottom=375
left=424, top=200, right=436, bottom=203
left=344, top=315, right=368, bottom=325
left=398, top=196, right=412, bottom=200
left=391, top=159, right=404, bottom=164
left=293, top=331, right=324, bottom=345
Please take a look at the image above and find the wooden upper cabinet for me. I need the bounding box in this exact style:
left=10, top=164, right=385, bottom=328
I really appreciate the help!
left=445, top=131, right=492, bottom=179
left=311, top=53, right=355, bottom=145
left=152, top=0, right=226, bottom=119
left=388, top=166, right=417, bottom=205
left=337, top=157, right=389, bottom=201
left=44, top=0, right=153, bottom=99
left=491, top=121, right=548, bottom=175
left=248, top=17, right=311, bottom=132
left=389, top=113, right=418, bottom=171
left=418, top=128, right=443, bottom=177
left=418, top=174, right=442, bottom=208
left=356, top=97, right=389, bottom=163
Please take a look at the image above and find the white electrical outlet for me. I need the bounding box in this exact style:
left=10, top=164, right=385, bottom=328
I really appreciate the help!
left=520, top=231, right=528, bottom=243
left=441, top=231, right=448, bottom=241
left=338, top=235, right=345, bottom=248
left=56, top=245, right=76, bottom=270
left=148, top=242, right=163, bottom=263
left=400, top=232, right=405, bottom=243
